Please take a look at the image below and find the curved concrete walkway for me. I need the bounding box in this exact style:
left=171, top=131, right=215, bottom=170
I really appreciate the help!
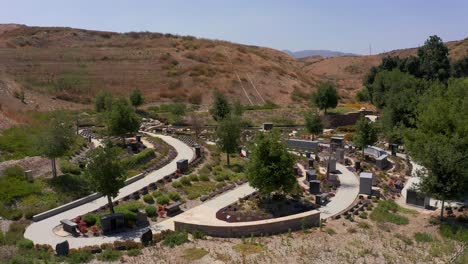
left=24, top=134, right=194, bottom=248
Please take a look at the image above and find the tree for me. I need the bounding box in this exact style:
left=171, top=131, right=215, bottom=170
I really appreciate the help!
left=95, top=90, right=113, bottom=112
left=353, top=116, right=378, bottom=155
left=85, top=144, right=126, bottom=214
left=188, top=112, right=205, bottom=139
left=209, top=90, right=231, bottom=121
left=40, top=113, right=76, bottom=178
left=246, top=131, right=297, bottom=195
left=129, top=88, right=144, bottom=109
left=232, top=99, right=244, bottom=117
left=405, top=78, right=468, bottom=220
left=216, top=116, right=241, bottom=166
left=304, top=111, right=323, bottom=140
left=417, top=35, right=450, bottom=82
left=108, top=98, right=140, bottom=144
left=310, top=83, right=339, bottom=114
left=451, top=56, right=468, bottom=78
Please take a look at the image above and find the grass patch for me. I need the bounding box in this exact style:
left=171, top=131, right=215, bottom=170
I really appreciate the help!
left=395, top=233, right=414, bottom=246
left=357, top=221, right=371, bottom=229
left=127, top=248, right=142, bottom=256
left=369, top=200, right=410, bottom=225
left=233, top=242, right=265, bottom=255
left=324, top=228, right=337, bottom=235
left=414, top=232, right=436, bottom=243
left=182, top=181, right=217, bottom=200
left=162, top=231, right=189, bottom=248
left=182, top=247, right=208, bottom=261
left=439, top=222, right=468, bottom=242
left=97, top=250, right=122, bottom=261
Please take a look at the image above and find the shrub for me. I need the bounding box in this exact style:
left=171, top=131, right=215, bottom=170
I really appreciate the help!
left=60, top=160, right=81, bottom=175
left=82, top=214, right=97, bottom=227
left=168, top=192, right=181, bottom=202
left=122, top=149, right=156, bottom=169
left=414, top=232, right=435, bottom=243
left=172, top=181, right=182, bottom=188
left=3, top=165, right=25, bottom=178
left=157, top=195, right=170, bottom=205
left=180, top=177, right=191, bottom=186
left=67, top=251, right=94, bottom=264
left=357, top=221, right=371, bottom=229
left=215, top=182, right=226, bottom=189
left=152, top=190, right=163, bottom=198
left=189, top=175, right=199, bottom=182
left=162, top=231, right=189, bottom=248
left=439, top=222, right=468, bottom=242
left=192, top=229, right=205, bottom=240
left=359, top=212, right=368, bottom=219
left=97, top=250, right=122, bottom=261
left=145, top=206, right=157, bottom=217
left=143, top=194, right=154, bottom=204
left=16, top=239, right=34, bottom=250
left=199, top=175, right=209, bottom=181
left=10, top=210, right=23, bottom=221
left=127, top=248, right=142, bottom=256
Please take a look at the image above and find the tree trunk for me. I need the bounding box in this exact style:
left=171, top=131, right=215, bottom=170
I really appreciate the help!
left=440, top=199, right=445, bottom=221
left=51, top=158, right=57, bottom=178
left=108, top=196, right=115, bottom=214
left=226, top=152, right=230, bottom=166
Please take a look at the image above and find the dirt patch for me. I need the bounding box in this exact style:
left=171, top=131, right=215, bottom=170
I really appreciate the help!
left=0, top=156, right=54, bottom=178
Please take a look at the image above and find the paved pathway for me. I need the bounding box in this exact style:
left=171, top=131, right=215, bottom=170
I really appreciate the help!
left=24, top=134, right=194, bottom=248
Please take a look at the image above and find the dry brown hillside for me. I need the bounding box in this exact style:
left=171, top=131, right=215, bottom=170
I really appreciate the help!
left=0, top=25, right=318, bottom=110
left=301, top=38, right=468, bottom=100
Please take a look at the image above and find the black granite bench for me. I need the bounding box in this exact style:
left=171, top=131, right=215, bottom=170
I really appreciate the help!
left=60, top=219, right=78, bottom=234
left=166, top=202, right=182, bottom=216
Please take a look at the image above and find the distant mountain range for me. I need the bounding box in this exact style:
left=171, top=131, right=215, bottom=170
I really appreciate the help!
left=283, top=49, right=359, bottom=58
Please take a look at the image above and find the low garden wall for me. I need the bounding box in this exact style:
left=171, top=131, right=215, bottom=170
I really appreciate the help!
left=174, top=210, right=320, bottom=237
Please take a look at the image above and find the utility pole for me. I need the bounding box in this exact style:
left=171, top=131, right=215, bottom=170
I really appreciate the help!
left=369, top=44, right=372, bottom=56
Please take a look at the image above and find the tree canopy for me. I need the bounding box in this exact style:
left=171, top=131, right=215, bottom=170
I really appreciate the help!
left=417, top=35, right=450, bottom=82
left=85, top=143, right=126, bottom=213
left=353, top=116, right=378, bottom=153
left=39, top=113, right=76, bottom=178
left=304, top=111, right=323, bottom=139
left=95, top=90, right=113, bottom=112
left=246, top=131, right=298, bottom=195
left=405, top=78, right=468, bottom=219
left=310, top=83, right=338, bottom=113
left=108, top=98, right=140, bottom=141
left=452, top=56, right=468, bottom=78
left=129, top=88, right=144, bottom=108
left=216, top=116, right=241, bottom=165
left=210, top=90, right=231, bottom=121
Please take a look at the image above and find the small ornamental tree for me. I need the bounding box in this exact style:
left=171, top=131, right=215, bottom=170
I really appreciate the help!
left=209, top=90, right=231, bottom=121
left=304, top=111, right=323, bottom=140
left=85, top=143, right=126, bottom=214
left=216, top=116, right=241, bottom=166
left=353, top=116, right=378, bottom=155
left=40, top=113, right=76, bottom=178
left=310, top=83, right=339, bottom=114
left=129, top=88, right=144, bottom=109
left=246, top=131, right=297, bottom=195
left=108, top=98, right=140, bottom=144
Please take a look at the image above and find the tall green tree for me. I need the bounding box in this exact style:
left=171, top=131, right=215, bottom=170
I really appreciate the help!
left=39, top=113, right=76, bottom=178
left=405, top=78, right=468, bottom=220
left=451, top=56, right=468, bottom=78
left=310, top=83, right=339, bottom=114
left=85, top=144, right=126, bottom=214
left=129, top=88, right=144, bottom=109
left=216, top=116, right=241, bottom=166
left=209, top=90, right=231, bottom=121
left=95, top=90, right=113, bottom=112
left=246, top=131, right=297, bottom=195
left=108, top=98, right=140, bottom=144
left=304, top=111, right=323, bottom=140
left=353, top=116, right=378, bottom=155
left=232, top=99, right=244, bottom=117
left=417, top=35, right=450, bottom=82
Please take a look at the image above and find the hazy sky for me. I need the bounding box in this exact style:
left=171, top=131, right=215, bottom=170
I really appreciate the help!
left=2, top=0, right=467, bottom=54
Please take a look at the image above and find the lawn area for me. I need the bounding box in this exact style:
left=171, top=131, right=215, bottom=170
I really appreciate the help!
left=233, top=242, right=265, bottom=255
left=182, top=247, right=209, bottom=261
left=182, top=181, right=217, bottom=200
left=370, top=200, right=417, bottom=225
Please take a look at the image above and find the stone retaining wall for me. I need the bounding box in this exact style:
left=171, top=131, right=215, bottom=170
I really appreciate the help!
left=174, top=210, right=320, bottom=237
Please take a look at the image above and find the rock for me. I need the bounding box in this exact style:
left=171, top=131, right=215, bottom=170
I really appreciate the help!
left=141, top=229, right=153, bottom=246
left=55, top=240, right=69, bottom=256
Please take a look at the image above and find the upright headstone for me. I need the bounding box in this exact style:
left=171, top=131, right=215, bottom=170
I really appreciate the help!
left=100, top=213, right=125, bottom=235
left=263, top=123, right=273, bottom=131
left=406, top=189, right=431, bottom=208
left=293, top=165, right=300, bottom=176
left=376, top=155, right=389, bottom=170
left=136, top=135, right=142, bottom=143
left=390, top=144, right=398, bottom=156
left=315, top=155, right=320, bottom=162
left=308, top=158, right=314, bottom=168
left=136, top=212, right=149, bottom=227
left=25, top=170, right=33, bottom=182
left=327, top=157, right=336, bottom=173
left=330, top=137, right=344, bottom=148
left=305, top=152, right=311, bottom=158
left=306, top=170, right=317, bottom=181
left=335, top=148, right=345, bottom=163
left=359, top=172, right=373, bottom=195
left=141, top=229, right=153, bottom=246
left=315, top=194, right=325, bottom=206
left=195, top=145, right=201, bottom=157
left=55, top=240, right=69, bottom=256
left=355, top=161, right=361, bottom=171
left=176, top=159, right=189, bottom=173
left=309, top=180, right=321, bottom=194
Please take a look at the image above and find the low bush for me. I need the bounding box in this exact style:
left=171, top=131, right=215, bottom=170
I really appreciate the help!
left=172, top=181, right=182, bottom=188
left=440, top=222, right=468, bottom=242
left=143, top=194, right=154, bottom=204
left=145, top=206, right=157, bottom=217
left=127, top=248, right=142, bottom=256
left=162, top=231, right=189, bottom=248
left=157, top=195, right=170, bottom=205
left=199, top=175, right=209, bottom=181
left=152, top=190, right=163, bottom=198
left=359, top=212, right=368, bottom=219
left=3, top=165, right=25, bottom=178
left=188, top=175, right=199, bottom=182
left=180, top=177, right=191, bottom=186
left=16, top=239, right=34, bottom=250
left=97, top=250, right=122, bottom=261
left=82, top=214, right=97, bottom=226
left=192, top=229, right=205, bottom=240
left=414, top=232, right=435, bottom=243
left=60, top=160, right=81, bottom=175
left=168, top=192, right=181, bottom=202
left=67, top=251, right=94, bottom=264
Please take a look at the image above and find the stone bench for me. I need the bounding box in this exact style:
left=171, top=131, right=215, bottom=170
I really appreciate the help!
left=60, top=219, right=78, bottom=235
left=166, top=202, right=182, bottom=216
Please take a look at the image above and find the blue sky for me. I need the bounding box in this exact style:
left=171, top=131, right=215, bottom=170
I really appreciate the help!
left=1, top=0, right=467, bottom=54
